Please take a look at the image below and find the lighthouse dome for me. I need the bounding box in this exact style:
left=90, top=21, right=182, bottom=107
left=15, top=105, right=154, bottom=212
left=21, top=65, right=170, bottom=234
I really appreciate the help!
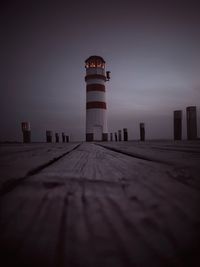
left=85, top=55, right=105, bottom=63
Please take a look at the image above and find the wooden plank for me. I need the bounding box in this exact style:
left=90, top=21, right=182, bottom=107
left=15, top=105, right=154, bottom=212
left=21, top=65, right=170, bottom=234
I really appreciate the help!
left=0, top=142, right=200, bottom=266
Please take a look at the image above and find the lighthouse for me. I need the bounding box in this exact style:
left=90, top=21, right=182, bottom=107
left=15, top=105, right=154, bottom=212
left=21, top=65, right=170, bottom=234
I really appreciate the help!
left=85, top=56, right=110, bottom=141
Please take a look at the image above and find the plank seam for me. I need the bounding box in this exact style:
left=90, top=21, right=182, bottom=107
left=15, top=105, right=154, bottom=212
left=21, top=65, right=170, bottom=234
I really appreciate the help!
left=0, top=143, right=82, bottom=197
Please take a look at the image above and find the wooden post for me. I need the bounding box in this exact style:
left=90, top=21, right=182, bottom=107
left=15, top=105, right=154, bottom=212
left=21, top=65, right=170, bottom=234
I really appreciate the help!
left=46, top=131, right=53, bottom=143
left=55, top=133, right=59, bottom=143
left=62, top=132, right=65, bottom=143
left=140, top=123, right=145, bottom=141
left=186, top=106, right=197, bottom=140
left=123, top=128, right=128, bottom=141
left=118, top=130, right=122, bottom=141
left=174, top=110, right=182, bottom=140
left=21, top=122, right=31, bottom=143
left=115, top=132, right=118, bottom=141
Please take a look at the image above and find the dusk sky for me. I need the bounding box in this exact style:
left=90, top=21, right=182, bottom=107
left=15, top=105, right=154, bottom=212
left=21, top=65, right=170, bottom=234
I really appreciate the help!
left=1, top=0, right=200, bottom=141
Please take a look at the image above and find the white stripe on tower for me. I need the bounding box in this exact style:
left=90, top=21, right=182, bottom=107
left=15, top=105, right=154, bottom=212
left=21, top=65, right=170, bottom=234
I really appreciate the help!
left=86, top=79, right=105, bottom=85
left=87, top=91, right=106, bottom=102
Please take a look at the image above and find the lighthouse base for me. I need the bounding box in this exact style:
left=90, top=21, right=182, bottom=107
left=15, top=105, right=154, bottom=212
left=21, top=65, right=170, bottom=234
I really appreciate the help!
left=102, top=133, right=108, bottom=141
left=23, top=131, right=31, bottom=143
left=86, top=133, right=108, bottom=142
left=86, top=133, right=94, bottom=142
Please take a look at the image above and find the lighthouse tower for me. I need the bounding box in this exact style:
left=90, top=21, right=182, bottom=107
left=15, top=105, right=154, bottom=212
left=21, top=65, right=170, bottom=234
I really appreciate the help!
left=85, top=56, right=110, bottom=141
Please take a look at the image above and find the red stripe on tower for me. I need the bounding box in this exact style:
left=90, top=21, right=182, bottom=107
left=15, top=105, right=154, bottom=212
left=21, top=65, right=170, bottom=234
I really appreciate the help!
left=87, top=84, right=105, bottom=92
left=86, top=101, right=107, bottom=109
left=85, top=74, right=107, bottom=82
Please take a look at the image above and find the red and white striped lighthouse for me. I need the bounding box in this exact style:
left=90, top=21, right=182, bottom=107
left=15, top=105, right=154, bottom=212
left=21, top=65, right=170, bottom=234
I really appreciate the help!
left=85, top=56, right=110, bottom=141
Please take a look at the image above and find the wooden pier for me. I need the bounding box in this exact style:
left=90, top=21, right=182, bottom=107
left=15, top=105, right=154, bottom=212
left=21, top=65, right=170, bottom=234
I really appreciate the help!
left=0, top=141, right=200, bottom=267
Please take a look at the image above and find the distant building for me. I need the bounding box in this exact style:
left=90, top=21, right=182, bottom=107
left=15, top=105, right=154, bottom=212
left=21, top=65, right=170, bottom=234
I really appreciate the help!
left=186, top=106, right=197, bottom=140
left=174, top=110, right=182, bottom=140
left=85, top=55, right=110, bottom=141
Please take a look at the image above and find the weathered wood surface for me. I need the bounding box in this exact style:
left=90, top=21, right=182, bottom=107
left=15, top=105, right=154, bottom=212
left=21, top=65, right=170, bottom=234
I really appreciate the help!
left=0, top=142, right=200, bottom=267
left=0, top=143, right=80, bottom=190
left=99, top=140, right=200, bottom=189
